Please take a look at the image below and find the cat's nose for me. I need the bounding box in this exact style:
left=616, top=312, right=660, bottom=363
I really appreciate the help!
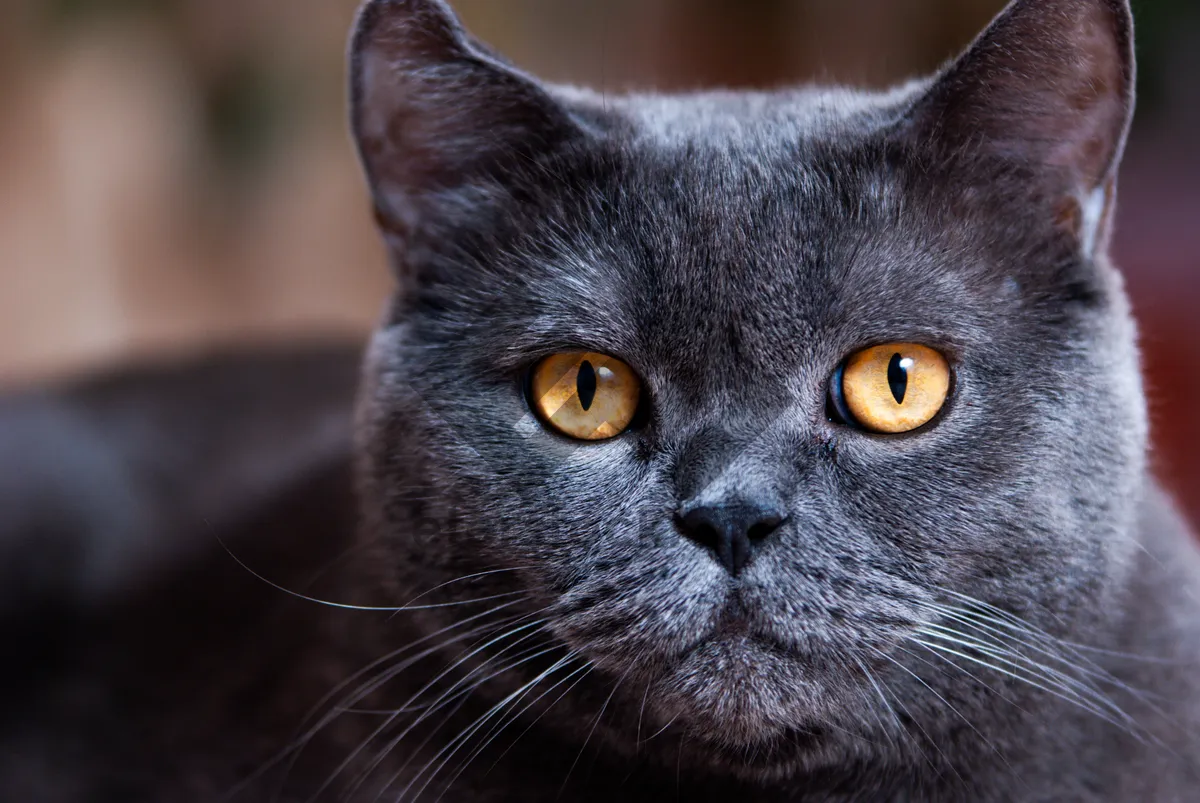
left=676, top=501, right=786, bottom=577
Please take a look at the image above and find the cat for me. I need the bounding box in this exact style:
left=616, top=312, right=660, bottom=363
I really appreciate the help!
left=3, top=0, right=1200, bottom=800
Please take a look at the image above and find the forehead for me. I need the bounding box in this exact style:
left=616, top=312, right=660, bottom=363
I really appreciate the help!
left=518, top=128, right=1014, bottom=394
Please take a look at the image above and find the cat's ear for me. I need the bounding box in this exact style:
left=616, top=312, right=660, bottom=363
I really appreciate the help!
left=898, top=0, right=1135, bottom=255
left=349, top=0, right=582, bottom=234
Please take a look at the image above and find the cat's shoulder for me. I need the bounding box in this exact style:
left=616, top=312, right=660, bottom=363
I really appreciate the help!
left=0, top=342, right=363, bottom=614
left=0, top=343, right=368, bottom=801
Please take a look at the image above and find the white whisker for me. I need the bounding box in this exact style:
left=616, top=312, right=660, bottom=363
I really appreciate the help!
left=342, top=623, right=555, bottom=801
left=559, top=668, right=629, bottom=797
left=216, top=532, right=528, bottom=613
left=431, top=653, right=583, bottom=802
left=394, top=649, right=578, bottom=802
left=487, top=660, right=594, bottom=772
left=889, top=643, right=1024, bottom=787
left=306, top=615, right=550, bottom=802
left=910, top=638, right=1147, bottom=741
left=863, top=647, right=947, bottom=780
left=914, top=624, right=1141, bottom=727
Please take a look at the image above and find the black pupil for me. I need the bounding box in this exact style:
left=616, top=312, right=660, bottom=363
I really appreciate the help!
left=577, top=360, right=598, bottom=411
left=887, top=353, right=908, bottom=405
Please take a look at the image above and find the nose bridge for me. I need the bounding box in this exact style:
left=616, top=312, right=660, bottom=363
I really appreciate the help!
left=673, top=421, right=792, bottom=576
left=673, top=420, right=789, bottom=510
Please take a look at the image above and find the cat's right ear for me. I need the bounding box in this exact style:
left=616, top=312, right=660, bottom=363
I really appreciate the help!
left=349, top=0, right=582, bottom=237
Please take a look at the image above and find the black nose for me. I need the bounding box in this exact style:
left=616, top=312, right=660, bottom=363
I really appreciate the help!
left=676, top=502, right=786, bottom=576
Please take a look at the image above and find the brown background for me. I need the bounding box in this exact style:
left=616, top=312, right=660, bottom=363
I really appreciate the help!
left=0, top=0, right=1197, bottom=519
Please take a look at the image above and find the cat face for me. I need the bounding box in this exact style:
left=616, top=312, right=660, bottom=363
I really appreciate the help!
left=350, top=0, right=1144, bottom=774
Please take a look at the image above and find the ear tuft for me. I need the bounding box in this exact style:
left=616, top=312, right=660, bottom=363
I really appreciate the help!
left=349, top=0, right=580, bottom=233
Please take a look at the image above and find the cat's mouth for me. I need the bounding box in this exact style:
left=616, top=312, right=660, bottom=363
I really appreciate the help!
left=618, top=584, right=882, bottom=757
left=692, top=587, right=830, bottom=666
left=555, top=574, right=893, bottom=754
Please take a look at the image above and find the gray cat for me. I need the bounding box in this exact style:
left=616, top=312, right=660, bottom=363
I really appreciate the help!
left=3, top=0, right=1199, bottom=800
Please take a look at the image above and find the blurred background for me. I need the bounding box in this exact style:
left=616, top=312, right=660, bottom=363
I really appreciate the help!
left=0, top=0, right=1196, bottom=516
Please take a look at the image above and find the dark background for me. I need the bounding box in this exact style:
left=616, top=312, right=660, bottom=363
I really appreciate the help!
left=0, top=0, right=1196, bottom=519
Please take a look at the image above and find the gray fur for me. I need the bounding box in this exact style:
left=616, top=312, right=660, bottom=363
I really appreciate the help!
left=349, top=0, right=1200, bottom=799
left=2, top=0, right=1198, bottom=800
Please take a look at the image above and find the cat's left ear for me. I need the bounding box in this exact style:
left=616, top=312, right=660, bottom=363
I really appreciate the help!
left=349, top=0, right=584, bottom=236
left=898, top=0, right=1135, bottom=256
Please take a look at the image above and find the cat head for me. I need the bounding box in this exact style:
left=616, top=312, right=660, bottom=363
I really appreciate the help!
left=348, top=0, right=1143, bottom=778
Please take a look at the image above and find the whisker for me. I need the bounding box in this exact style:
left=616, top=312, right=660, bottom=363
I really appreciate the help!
left=635, top=676, right=653, bottom=750
left=306, top=615, right=551, bottom=803
left=226, top=601, right=531, bottom=802
left=849, top=652, right=902, bottom=750
left=935, top=590, right=1177, bottom=669
left=888, top=644, right=1022, bottom=785
left=868, top=643, right=960, bottom=787
left=446, top=653, right=582, bottom=774
left=393, top=648, right=577, bottom=803
left=640, top=710, right=681, bottom=745
left=920, top=601, right=1142, bottom=694
left=910, top=638, right=1148, bottom=741
left=216, top=532, right=528, bottom=613
left=901, top=638, right=1026, bottom=713
left=559, top=669, right=628, bottom=797
left=343, top=624, right=556, bottom=801
left=308, top=603, right=531, bottom=724
left=389, top=567, right=535, bottom=618
left=917, top=622, right=1112, bottom=696
left=860, top=650, right=942, bottom=777
left=938, top=602, right=1190, bottom=741
left=280, top=610, right=537, bottom=798
left=486, top=661, right=594, bottom=773
left=918, top=592, right=1179, bottom=733
left=914, top=625, right=1140, bottom=728
left=431, top=653, right=583, bottom=802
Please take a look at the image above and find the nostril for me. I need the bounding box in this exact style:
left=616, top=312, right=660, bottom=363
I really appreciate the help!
left=747, top=515, right=783, bottom=542
left=681, top=517, right=721, bottom=552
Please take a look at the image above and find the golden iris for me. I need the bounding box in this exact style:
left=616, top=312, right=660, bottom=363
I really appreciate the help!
left=838, top=343, right=950, bottom=434
left=529, top=352, right=641, bottom=440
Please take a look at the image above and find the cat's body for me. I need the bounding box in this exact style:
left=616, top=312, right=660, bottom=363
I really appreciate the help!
left=4, top=0, right=1200, bottom=800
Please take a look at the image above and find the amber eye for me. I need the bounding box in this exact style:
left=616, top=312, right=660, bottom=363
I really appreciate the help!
left=529, top=352, right=641, bottom=441
left=834, top=343, right=951, bottom=434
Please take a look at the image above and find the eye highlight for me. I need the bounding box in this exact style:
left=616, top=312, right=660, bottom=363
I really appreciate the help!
left=833, top=343, right=950, bottom=434
left=529, top=352, right=641, bottom=441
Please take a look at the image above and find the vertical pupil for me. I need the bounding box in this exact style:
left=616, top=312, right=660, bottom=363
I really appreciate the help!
left=887, top=353, right=908, bottom=404
left=577, top=360, right=597, bottom=411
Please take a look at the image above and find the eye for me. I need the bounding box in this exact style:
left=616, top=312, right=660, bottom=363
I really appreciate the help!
left=528, top=352, right=642, bottom=441
left=832, top=343, right=951, bottom=434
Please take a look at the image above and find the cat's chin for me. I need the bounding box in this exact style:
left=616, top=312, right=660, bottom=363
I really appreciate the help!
left=650, top=630, right=842, bottom=753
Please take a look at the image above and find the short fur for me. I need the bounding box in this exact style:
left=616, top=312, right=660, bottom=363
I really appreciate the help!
left=2, top=0, right=1199, bottom=800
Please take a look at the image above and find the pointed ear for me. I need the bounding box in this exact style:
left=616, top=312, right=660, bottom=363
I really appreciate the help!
left=349, top=0, right=582, bottom=234
left=898, top=0, right=1135, bottom=255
